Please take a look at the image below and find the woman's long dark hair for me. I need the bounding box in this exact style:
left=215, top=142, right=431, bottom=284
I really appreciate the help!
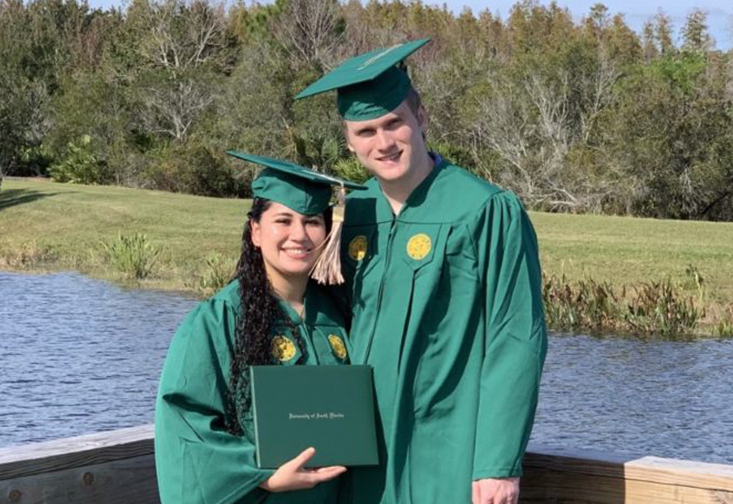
left=225, top=198, right=330, bottom=436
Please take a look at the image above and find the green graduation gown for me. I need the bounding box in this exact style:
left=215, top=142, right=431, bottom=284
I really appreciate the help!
left=341, top=158, right=547, bottom=503
left=155, top=280, right=350, bottom=504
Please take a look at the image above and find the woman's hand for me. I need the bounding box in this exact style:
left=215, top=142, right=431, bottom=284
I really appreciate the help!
left=259, top=447, right=347, bottom=493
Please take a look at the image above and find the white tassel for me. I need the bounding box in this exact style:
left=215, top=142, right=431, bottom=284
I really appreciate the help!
left=310, top=186, right=346, bottom=285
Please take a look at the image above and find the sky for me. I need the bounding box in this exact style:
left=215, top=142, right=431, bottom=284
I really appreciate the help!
left=448, top=0, right=733, bottom=50
left=85, top=0, right=733, bottom=50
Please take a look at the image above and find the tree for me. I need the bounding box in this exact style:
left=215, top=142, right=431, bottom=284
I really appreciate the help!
left=128, top=0, right=232, bottom=141
left=642, top=21, right=657, bottom=62
left=610, top=55, right=733, bottom=220
left=1, top=0, right=732, bottom=219
left=681, top=9, right=712, bottom=54
left=654, top=11, right=675, bottom=56
left=273, top=0, right=345, bottom=70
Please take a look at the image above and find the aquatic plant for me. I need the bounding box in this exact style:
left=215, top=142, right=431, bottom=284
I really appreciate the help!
left=100, top=233, right=161, bottom=279
left=198, top=252, right=235, bottom=294
left=624, top=280, right=701, bottom=340
left=0, top=241, right=52, bottom=269
left=543, top=274, right=703, bottom=339
left=542, top=274, right=622, bottom=334
left=714, top=305, right=733, bottom=338
left=684, top=263, right=706, bottom=307
left=542, top=273, right=582, bottom=330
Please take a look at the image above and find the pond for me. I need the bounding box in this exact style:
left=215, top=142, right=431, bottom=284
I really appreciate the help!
left=0, top=271, right=197, bottom=447
left=532, top=333, right=733, bottom=464
left=1, top=271, right=732, bottom=464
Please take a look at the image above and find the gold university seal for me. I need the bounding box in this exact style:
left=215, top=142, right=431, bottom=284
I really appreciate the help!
left=328, top=334, right=348, bottom=360
left=271, top=335, right=296, bottom=362
left=348, top=235, right=368, bottom=261
left=407, top=233, right=431, bottom=260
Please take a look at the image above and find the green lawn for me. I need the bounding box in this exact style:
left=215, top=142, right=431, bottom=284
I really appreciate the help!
left=2, top=177, right=733, bottom=311
left=533, top=211, right=733, bottom=306
left=0, top=178, right=251, bottom=292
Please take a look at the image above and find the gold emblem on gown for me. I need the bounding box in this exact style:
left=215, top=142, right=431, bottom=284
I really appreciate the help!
left=271, top=335, right=297, bottom=362
left=328, top=334, right=348, bottom=360
left=348, top=235, right=368, bottom=261
left=407, top=233, right=431, bottom=260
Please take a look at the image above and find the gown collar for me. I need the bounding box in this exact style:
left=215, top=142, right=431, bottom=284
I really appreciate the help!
left=375, top=152, right=447, bottom=221
left=275, top=281, right=315, bottom=326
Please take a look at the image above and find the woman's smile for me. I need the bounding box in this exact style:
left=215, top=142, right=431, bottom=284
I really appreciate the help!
left=251, top=202, right=328, bottom=279
left=281, top=245, right=315, bottom=260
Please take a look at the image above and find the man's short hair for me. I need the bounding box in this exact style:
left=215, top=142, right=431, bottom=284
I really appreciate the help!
left=406, top=88, right=422, bottom=118
left=406, top=87, right=426, bottom=140
left=341, top=86, right=425, bottom=132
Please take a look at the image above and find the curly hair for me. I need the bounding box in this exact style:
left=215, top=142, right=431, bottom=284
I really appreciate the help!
left=225, top=198, right=331, bottom=436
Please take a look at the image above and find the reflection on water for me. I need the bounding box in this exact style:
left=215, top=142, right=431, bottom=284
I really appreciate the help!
left=0, top=271, right=197, bottom=447
left=531, top=334, right=733, bottom=464
left=1, top=271, right=732, bottom=464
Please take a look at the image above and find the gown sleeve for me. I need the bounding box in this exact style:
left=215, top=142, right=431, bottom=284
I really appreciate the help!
left=154, top=297, right=274, bottom=504
left=470, top=191, right=548, bottom=480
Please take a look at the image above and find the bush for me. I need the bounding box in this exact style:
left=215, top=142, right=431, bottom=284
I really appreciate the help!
left=144, top=142, right=245, bottom=197
left=198, top=253, right=235, bottom=294
left=49, top=136, right=111, bottom=185
left=332, top=156, right=370, bottom=184
left=101, top=233, right=162, bottom=279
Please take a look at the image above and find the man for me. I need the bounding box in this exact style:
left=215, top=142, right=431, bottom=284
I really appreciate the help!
left=296, top=39, right=547, bottom=504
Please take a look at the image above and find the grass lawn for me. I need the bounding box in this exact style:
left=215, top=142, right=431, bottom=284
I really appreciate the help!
left=0, top=178, right=251, bottom=292
left=533, top=211, right=733, bottom=306
left=2, top=177, right=733, bottom=323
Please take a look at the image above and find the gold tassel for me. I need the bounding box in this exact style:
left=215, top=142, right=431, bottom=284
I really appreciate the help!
left=311, top=185, right=346, bottom=285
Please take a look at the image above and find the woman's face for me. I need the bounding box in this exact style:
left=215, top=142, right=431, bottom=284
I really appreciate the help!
left=250, top=202, right=327, bottom=281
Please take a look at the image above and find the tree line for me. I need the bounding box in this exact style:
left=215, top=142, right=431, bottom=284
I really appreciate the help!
left=2, top=0, right=732, bottom=220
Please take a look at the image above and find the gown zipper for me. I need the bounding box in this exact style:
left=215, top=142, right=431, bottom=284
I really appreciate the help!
left=362, top=215, right=397, bottom=363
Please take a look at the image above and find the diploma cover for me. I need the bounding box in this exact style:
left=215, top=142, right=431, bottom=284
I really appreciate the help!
left=249, top=365, right=379, bottom=468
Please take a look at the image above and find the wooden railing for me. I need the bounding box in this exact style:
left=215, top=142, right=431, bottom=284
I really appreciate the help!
left=521, top=446, right=733, bottom=503
left=2, top=425, right=733, bottom=503
left=0, top=426, right=157, bottom=504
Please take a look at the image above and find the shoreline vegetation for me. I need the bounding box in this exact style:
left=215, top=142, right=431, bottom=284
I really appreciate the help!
left=2, top=178, right=733, bottom=339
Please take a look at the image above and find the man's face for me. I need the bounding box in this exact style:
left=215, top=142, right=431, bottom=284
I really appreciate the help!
left=343, top=100, right=428, bottom=184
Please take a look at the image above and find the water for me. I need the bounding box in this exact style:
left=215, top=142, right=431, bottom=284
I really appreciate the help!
left=531, top=334, right=733, bottom=464
left=1, top=271, right=732, bottom=465
left=0, top=271, right=198, bottom=447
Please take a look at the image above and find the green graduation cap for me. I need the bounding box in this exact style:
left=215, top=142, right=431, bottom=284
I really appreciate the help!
left=228, top=150, right=366, bottom=285
left=295, top=38, right=431, bottom=121
left=226, top=150, right=365, bottom=215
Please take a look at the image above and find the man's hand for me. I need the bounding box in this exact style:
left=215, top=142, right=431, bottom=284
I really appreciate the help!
left=259, top=447, right=347, bottom=493
left=471, top=477, right=520, bottom=504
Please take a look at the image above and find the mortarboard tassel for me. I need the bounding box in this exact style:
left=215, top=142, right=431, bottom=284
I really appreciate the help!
left=310, top=185, right=346, bottom=285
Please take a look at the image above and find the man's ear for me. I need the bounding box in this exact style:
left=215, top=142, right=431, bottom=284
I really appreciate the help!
left=343, top=124, right=356, bottom=152
left=250, top=220, right=261, bottom=248
left=417, top=105, right=428, bottom=136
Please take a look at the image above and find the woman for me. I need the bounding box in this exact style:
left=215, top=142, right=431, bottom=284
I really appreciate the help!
left=154, top=152, right=364, bottom=504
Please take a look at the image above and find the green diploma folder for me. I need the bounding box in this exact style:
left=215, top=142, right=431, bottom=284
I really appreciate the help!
left=249, top=365, right=379, bottom=469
